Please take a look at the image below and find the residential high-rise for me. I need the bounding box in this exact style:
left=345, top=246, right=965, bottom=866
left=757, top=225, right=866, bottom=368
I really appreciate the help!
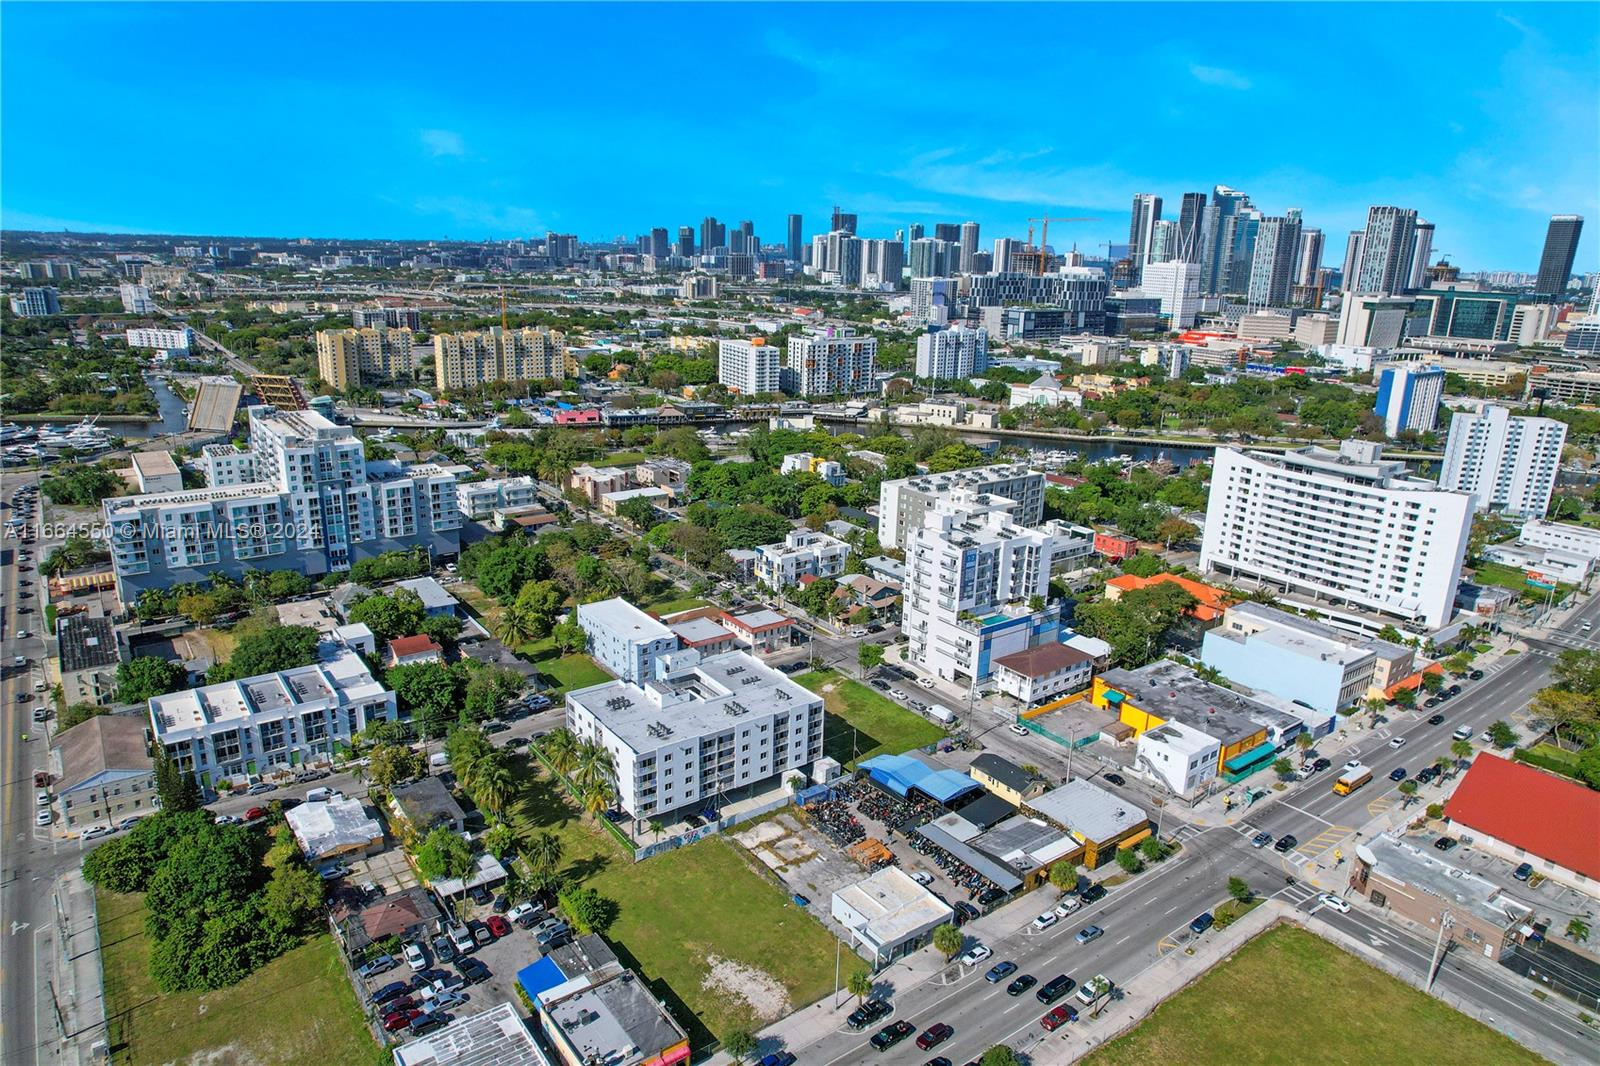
left=959, top=221, right=980, bottom=273
left=1408, top=221, right=1435, bottom=291
left=965, top=270, right=1108, bottom=332
left=830, top=207, right=858, bottom=235
left=1295, top=229, right=1325, bottom=288
left=908, top=238, right=958, bottom=278
left=878, top=463, right=1045, bottom=550
left=119, top=283, right=156, bottom=314
left=1340, top=230, right=1364, bottom=291
left=1145, top=220, right=1179, bottom=264
left=730, top=220, right=756, bottom=254
left=1534, top=215, right=1584, bottom=300
left=1199, top=441, right=1473, bottom=630
left=699, top=216, right=725, bottom=253
left=1177, top=192, right=1207, bottom=262
left=933, top=223, right=961, bottom=243
left=786, top=214, right=803, bottom=261
left=1439, top=404, right=1567, bottom=517
left=432, top=326, right=572, bottom=389
left=782, top=326, right=877, bottom=396
left=1200, top=186, right=1251, bottom=294
left=915, top=324, right=988, bottom=379
left=1127, top=193, right=1162, bottom=282
left=901, top=490, right=1092, bottom=683
left=646, top=228, right=669, bottom=258
left=992, top=237, right=1019, bottom=274
left=675, top=226, right=695, bottom=258
left=909, top=277, right=956, bottom=326
left=1351, top=206, right=1419, bottom=295
left=908, top=223, right=925, bottom=243
left=1138, top=260, right=1202, bottom=329
left=9, top=287, right=59, bottom=317
left=316, top=327, right=416, bottom=391
left=717, top=337, right=782, bottom=395
left=104, top=405, right=461, bottom=602
left=1373, top=365, right=1446, bottom=436
left=825, top=231, right=863, bottom=285
left=1246, top=215, right=1303, bottom=309
left=861, top=238, right=904, bottom=289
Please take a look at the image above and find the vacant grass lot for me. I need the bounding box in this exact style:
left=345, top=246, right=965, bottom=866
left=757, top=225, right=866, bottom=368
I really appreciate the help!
left=97, top=889, right=376, bottom=1066
left=640, top=593, right=711, bottom=616
left=506, top=757, right=839, bottom=1049
left=537, top=652, right=614, bottom=693
left=1470, top=561, right=1574, bottom=601
left=1083, top=925, right=1545, bottom=1066
left=796, top=668, right=948, bottom=768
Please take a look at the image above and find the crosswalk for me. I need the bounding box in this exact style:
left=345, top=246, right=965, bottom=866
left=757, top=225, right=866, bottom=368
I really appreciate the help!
left=1279, top=880, right=1319, bottom=907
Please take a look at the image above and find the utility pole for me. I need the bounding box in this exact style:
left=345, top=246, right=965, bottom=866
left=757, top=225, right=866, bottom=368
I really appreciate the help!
left=1426, top=911, right=1455, bottom=992
left=833, top=937, right=842, bottom=1007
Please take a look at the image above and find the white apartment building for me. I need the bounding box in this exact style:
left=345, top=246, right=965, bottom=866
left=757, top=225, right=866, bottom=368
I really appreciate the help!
left=565, top=650, right=824, bottom=820
left=910, top=277, right=956, bottom=326
left=1438, top=404, right=1566, bottom=518
left=576, top=598, right=678, bottom=685
left=1137, top=259, right=1202, bottom=329
left=717, top=337, right=782, bottom=395
left=901, top=491, right=1082, bottom=683
left=1133, top=720, right=1220, bottom=799
left=125, top=326, right=194, bottom=352
left=200, top=444, right=258, bottom=487
left=755, top=529, right=851, bottom=590
left=990, top=642, right=1095, bottom=706
left=119, top=283, right=156, bottom=314
left=1200, top=441, right=1472, bottom=630
left=1374, top=365, right=1445, bottom=436
left=878, top=463, right=1045, bottom=550
left=915, top=325, right=989, bottom=379
left=150, top=641, right=395, bottom=786
left=779, top=453, right=846, bottom=487
left=783, top=326, right=877, bottom=396
left=1519, top=520, right=1600, bottom=561
left=104, top=406, right=460, bottom=602
left=456, top=476, right=541, bottom=519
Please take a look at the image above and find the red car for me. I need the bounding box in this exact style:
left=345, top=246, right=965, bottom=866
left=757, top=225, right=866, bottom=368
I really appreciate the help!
left=244, top=806, right=268, bottom=821
left=1040, top=1005, right=1078, bottom=1031
left=382, top=1007, right=421, bottom=1032
left=915, top=1023, right=953, bottom=1050
left=485, top=914, right=510, bottom=938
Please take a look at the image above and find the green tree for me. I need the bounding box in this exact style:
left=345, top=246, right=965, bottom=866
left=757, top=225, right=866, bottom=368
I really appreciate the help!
left=445, top=726, right=494, bottom=792
left=1138, top=835, right=1167, bottom=863
left=551, top=618, right=587, bottom=654
left=1487, top=720, right=1517, bottom=748
left=1567, top=917, right=1591, bottom=943
left=1398, top=780, right=1419, bottom=805
left=153, top=747, right=201, bottom=812
left=980, top=1047, right=1022, bottom=1066
left=1426, top=803, right=1445, bottom=820
left=57, top=702, right=108, bottom=732
left=262, top=861, right=324, bottom=933
left=1227, top=876, right=1253, bottom=903
left=388, top=662, right=462, bottom=734
left=514, top=579, right=567, bottom=639
left=616, top=496, right=659, bottom=530
left=846, top=968, right=873, bottom=1006
left=857, top=643, right=884, bottom=678
left=367, top=744, right=424, bottom=789
left=1115, top=848, right=1144, bottom=874
left=1531, top=687, right=1599, bottom=748
left=932, top=922, right=964, bottom=961
left=414, top=826, right=474, bottom=883
left=1295, top=733, right=1314, bottom=756
left=481, top=822, right=517, bottom=859
left=1273, top=757, right=1294, bottom=779
left=346, top=588, right=428, bottom=643
left=542, top=728, right=580, bottom=776
left=116, top=657, right=188, bottom=703
left=1120, top=552, right=1166, bottom=578
left=1049, top=861, right=1078, bottom=894
left=209, top=624, right=321, bottom=683
left=722, top=1029, right=758, bottom=1065
left=557, top=885, right=617, bottom=934
left=472, top=748, right=517, bottom=819
left=526, top=831, right=564, bottom=878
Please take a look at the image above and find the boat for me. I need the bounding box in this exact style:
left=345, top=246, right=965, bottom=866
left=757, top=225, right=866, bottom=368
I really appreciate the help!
left=0, top=423, right=38, bottom=445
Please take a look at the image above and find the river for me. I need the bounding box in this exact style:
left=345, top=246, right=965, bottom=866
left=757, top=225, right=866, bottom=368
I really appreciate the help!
left=23, top=374, right=190, bottom=439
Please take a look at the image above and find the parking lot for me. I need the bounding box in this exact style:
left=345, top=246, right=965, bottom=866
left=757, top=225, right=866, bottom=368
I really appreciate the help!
left=1428, top=834, right=1600, bottom=927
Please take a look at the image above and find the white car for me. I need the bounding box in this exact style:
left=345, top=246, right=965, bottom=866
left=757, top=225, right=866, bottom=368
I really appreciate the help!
left=507, top=902, right=538, bottom=925
left=35, top=809, right=52, bottom=827
left=849, top=627, right=868, bottom=638
left=1032, top=911, right=1059, bottom=931
left=1054, top=896, right=1083, bottom=917
left=421, top=988, right=468, bottom=1011
left=1388, top=737, right=1406, bottom=749
left=959, top=945, right=992, bottom=966
left=403, top=942, right=427, bottom=971
left=1316, top=893, right=1351, bottom=914
left=80, top=825, right=114, bottom=840
left=1342, top=759, right=1362, bottom=773
left=1009, top=724, right=1029, bottom=737
left=909, top=870, right=935, bottom=886
left=917, top=677, right=937, bottom=690
left=891, top=689, right=912, bottom=702
left=35, top=790, right=49, bottom=807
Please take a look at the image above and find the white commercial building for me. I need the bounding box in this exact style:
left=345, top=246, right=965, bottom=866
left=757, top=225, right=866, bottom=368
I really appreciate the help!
left=915, top=324, right=989, bottom=379
left=1374, top=365, right=1446, bottom=436
left=878, top=463, right=1046, bottom=550
left=150, top=639, right=395, bottom=785
left=755, top=529, right=851, bottom=590
left=717, top=337, right=781, bottom=395
left=831, top=865, right=955, bottom=965
left=1200, top=602, right=1381, bottom=713
left=1480, top=542, right=1592, bottom=585
left=1336, top=294, right=1415, bottom=348
left=902, top=490, right=1085, bottom=683
left=1137, top=259, right=1202, bottom=329
left=576, top=598, right=678, bottom=685
left=565, top=650, right=824, bottom=820
left=1519, top=519, right=1600, bottom=561
left=457, top=476, right=541, bottom=519
left=125, top=326, right=194, bottom=352
left=1134, top=720, right=1221, bottom=800
left=1008, top=374, right=1081, bottom=408
left=783, top=326, right=877, bottom=396
left=119, top=284, right=157, bottom=314
left=1200, top=441, right=1472, bottom=630
left=1438, top=404, right=1566, bottom=518
left=129, top=450, right=183, bottom=494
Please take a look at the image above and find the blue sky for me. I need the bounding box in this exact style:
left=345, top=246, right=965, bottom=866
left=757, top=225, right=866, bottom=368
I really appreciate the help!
left=3, top=3, right=1595, bottom=271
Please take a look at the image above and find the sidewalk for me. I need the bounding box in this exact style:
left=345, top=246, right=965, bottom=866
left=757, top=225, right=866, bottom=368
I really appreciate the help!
left=30, top=868, right=108, bottom=1065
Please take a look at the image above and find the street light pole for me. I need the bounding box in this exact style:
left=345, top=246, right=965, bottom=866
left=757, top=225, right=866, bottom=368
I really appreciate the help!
left=1426, top=911, right=1455, bottom=992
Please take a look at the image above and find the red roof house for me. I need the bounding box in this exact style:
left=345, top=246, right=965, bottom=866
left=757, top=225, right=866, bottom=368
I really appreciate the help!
left=1443, top=753, right=1600, bottom=883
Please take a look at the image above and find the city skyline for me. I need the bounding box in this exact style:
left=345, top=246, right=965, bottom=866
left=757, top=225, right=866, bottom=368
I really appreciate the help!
left=2, top=4, right=1596, bottom=273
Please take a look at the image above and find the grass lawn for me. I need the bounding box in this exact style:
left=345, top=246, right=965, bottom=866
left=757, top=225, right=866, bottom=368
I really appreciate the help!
left=192, top=626, right=238, bottom=664
left=604, top=450, right=651, bottom=466
left=97, top=889, right=376, bottom=1066
left=505, top=758, right=840, bottom=1049
left=1083, top=925, right=1545, bottom=1066
left=641, top=593, right=711, bottom=616
left=794, top=668, right=948, bottom=769
left=1470, top=561, right=1574, bottom=601
left=537, top=653, right=613, bottom=694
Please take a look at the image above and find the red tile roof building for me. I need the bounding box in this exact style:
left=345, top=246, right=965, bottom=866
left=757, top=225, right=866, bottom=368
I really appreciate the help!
left=1103, top=573, right=1235, bottom=623
left=1443, top=754, right=1600, bottom=886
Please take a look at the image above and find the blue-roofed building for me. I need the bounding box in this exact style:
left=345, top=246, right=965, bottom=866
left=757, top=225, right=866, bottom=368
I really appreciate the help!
left=858, top=753, right=982, bottom=806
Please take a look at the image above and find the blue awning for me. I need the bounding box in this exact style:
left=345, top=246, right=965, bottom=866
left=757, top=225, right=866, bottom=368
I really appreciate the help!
left=1103, top=690, right=1125, bottom=704
left=859, top=754, right=982, bottom=805
left=1223, top=741, right=1277, bottom=773
left=516, top=956, right=568, bottom=1006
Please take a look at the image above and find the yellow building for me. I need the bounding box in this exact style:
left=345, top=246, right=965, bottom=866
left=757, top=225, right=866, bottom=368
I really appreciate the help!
left=315, top=326, right=415, bottom=390
left=432, top=326, right=572, bottom=390
left=1091, top=663, right=1275, bottom=775
left=1023, top=779, right=1152, bottom=869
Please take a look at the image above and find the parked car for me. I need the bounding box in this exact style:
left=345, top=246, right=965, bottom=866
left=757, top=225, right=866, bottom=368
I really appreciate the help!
left=977, top=887, right=1007, bottom=909
left=244, top=807, right=268, bottom=821
left=431, top=934, right=457, bottom=962
left=507, top=902, right=539, bottom=926
left=369, top=980, right=409, bottom=1005
left=1313, top=757, right=1332, bottom=772
left=757, top=1054, right=797, bottom=1066
left=869, top=1020, right=915, bottom=1051
left=917, top=677, right=936, bottom=690
left=79, top=824, right=114, bottom=840
left=403, top=942, right=427, bottom=971
left=1054, top=895, right=1082, bottom=917
left=408, top=1013, right=447, bottom=1037
left=485, top=915, right=510, bottom=938
left=1075, top=925, right=1104, bottom=945
left=469, top=921, right=493, bottom=946
left=1513, top=862, right=1534, bottom=882
left=1080, top=883, right=1106, bottom=904
left=1188, top=913, right=1215, bottom=935
left=246, top=782, right=277, bottom=795
left=1433, top=837, right=1458, bottom=852
left=1469, top=669, right=1484, bottom=680
left=985, top=961, right=1018, bottom=983
left=1040, top=1005, right=1078, bottom=1031
left=1036, top=974, right=1075, bottom=1004
left=213, top=814, right=242, bottom=826
left=953, top=901, right=980, bottom=924
left=447, top=922, right=475, bottom=955
left=35, top=808, right=52, bottom=827
left=537, top=926, right=573, bottom=951
left=1273, top=834, right=1299, bottom=853
left=1032, top=911, right=1059, bottom=931
left=1316, top=893, right=1351, bottom=914
left=958, top=945, right=992, bottom=966
left=1005, top=974, right=1037, bottom=997
left=915, top=1023, right=953, bottom=1050
left=845, top=998, right=890, bottom=1030
left=456, top=958, right=490, bottom=984
left=383, top=1007, right=422, bottom=1032
left=1250, top=832, right=1273, bottom=849
left=421, top=988, right=468, bottom=1012
left=1416, top=766, right=1439, bottom=784
left=318, top=862, right=352, bottom=882
left=468, top=885, right=493, bottom=906
left=1103, top=773, right=1126, bottom=787
left=909, top=870, right=935, bottom=886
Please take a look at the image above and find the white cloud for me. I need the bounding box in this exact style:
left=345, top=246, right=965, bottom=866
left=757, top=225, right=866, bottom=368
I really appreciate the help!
left=1189, top=64, right=1252, bottom=91
left=419, top=129, right=465, bottom=157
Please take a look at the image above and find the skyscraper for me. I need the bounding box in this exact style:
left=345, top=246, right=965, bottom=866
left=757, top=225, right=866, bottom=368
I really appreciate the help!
left=1373, top=365, right=1445, bottom=436
left=830, top=207, right=857, bottom=234
left=1439, top=404, right=1567, bottom=517
left=1534, top=215, right=1584, bottom=300
left=1408, top=221, right=1435, bottom=291
left=1340, top=231, right=1363, bottom=291
left=786, top=214, right=803, bottom=261
left=934, top=223, right=961, bottom=243
left=992, top=237, right=1019, bottom=274
left=1246, top=215, right=1302, bottom=309
left=648, top=227, right=669, bottom=258
left=699, top=216, right=726, bottom=254
left=1351, top=206, right=1419, bottom=296
left=959, top=221, right=980, bottom=273
left=1295, top=228, right=1324, bottom=288
left=908, top=223, right=925, bottom=243
left=675, top=226, right=695, bottom=258
left=1200, top=186, right=1251, bottom=295
left=1127, top=193, right=1162, bottom=283
left=1147, top=220, right=1179, bottom=265
left=1177, top=192, right=1207, bottom=262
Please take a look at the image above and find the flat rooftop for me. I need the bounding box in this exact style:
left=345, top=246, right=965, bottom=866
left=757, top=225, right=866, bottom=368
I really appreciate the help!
left=545, top=969, right=686, bottom=1066
left=392, top=1000, right=550, bottom=1066
left=1100, top=660, right=1301, bottom=745
left=148, top=646, right=383, bottom=739
left=1025, top=778, right=1148, bottom=843
left=393, top=576, right=458, bottom=612
left=1366, top=833, right=1530, bottom=929
left=724, top=607, right=790, bottom=631
left=668, top=616, right=733, bottom=645
left=130, top=450, right=180, bottom=478
left=578, top=597, right=672, bottom=642
left=567, top=651, right=817, bottom=753
left=832, top=865, right=954, bottom=947
left=1224, top=601, right=1410, bottom=658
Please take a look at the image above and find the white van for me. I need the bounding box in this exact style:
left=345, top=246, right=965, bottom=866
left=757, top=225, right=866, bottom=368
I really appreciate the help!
left=305, top=787, right=343, bottom=803
left=1452, top=725, right=1474, bottom=741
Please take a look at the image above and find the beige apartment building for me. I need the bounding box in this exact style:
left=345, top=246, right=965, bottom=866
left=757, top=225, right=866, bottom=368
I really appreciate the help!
left=316, top=326, right=416, bottom=390
left=432, top=326, right=572, bottom=389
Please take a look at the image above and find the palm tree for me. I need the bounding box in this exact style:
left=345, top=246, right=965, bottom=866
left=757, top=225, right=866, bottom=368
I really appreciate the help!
left=581, top=777, right=618, bottom=817
left=526, top=831, right=564, bottom=877
left=1567, top=917, right=1591, bottom=943
left=494, top=600, right=538, bottom=649
left=846, top=969, right=873, bottom=1006
left=1450, top=739, right=1474, bottom=768
left=573, top=741, right=615, bottom=796
left=543, top=728, right=579, bottom=776
left=474, top=750, right=516, bottom=819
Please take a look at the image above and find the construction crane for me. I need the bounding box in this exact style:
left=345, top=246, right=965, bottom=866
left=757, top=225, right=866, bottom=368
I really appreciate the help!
left=1020, top=216, right=1099, bottom=274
